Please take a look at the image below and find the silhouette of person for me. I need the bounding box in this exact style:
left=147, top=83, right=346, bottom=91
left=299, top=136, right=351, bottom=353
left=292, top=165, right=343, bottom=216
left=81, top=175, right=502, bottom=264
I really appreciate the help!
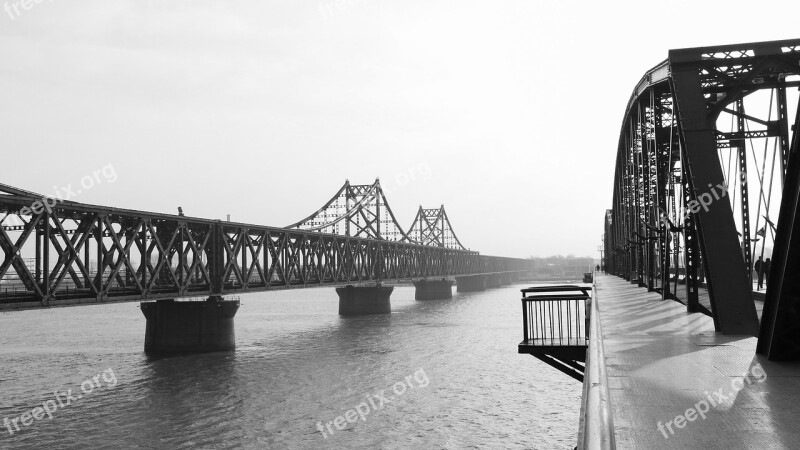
left=755, top=256, right=764, bottom=290
left=764, top=258, right=771, bottom=287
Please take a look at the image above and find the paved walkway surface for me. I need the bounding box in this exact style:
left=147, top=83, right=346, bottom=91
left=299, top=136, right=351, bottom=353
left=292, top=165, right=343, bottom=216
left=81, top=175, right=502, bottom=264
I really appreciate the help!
left=643, top=282, right=764, bottom=320
left=596, top=274, right=800, bottom=449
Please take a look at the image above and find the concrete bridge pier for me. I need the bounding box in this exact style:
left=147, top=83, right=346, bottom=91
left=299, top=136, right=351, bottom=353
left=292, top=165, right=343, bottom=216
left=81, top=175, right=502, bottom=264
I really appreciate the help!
left=413, top=278, right=453, bottom=300
left=140, top=297, right=240, bottom=354
left=336, top=284, right=393, bottom=315
left=486, top=274, right=503, bottom=288
left=456, top=275, right=487, bottom=292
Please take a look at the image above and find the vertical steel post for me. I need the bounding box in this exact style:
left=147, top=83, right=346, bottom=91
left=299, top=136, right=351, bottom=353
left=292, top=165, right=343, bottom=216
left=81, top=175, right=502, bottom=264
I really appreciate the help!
left=35, top=226, right=42, bottom=285
left=178, top=225, right=185, bottom=292
left=42, top=212, right=50, bottom=306
left=737, top=99, right=753, bottom=285
left=777, top=81, right=790, bottom=183
left=140, top=222, right=147, bottom=292
left=656, top=91, right=671, bottom=299
left=207, top=221, right=225, bottom=298
left=84, top=226, right=91, bottom=288
left=669, top=55, right=758, bottom=335
left=758, top=83, right=800, bottom=358
left=95, top=216, right=103, bottom=298
left=682, top=168, right=701, bottom=314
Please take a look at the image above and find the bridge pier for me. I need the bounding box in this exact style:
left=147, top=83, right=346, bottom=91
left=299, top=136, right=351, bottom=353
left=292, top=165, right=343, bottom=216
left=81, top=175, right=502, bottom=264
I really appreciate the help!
left=456, top=275, right=486, bottom=292
left=140, top=298, right=239, bottom=354
left=486, top=274, right=503, bottom=288
left=413, top=278, right=453, bottom=300
left=336, top=284, right=393, bottom=315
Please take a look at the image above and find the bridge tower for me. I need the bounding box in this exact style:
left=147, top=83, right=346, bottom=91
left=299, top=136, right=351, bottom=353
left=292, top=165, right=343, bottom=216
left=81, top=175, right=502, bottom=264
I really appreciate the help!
left=405, top=205, right=467, bottom=299
left=286, top=179, right=410, bottom=314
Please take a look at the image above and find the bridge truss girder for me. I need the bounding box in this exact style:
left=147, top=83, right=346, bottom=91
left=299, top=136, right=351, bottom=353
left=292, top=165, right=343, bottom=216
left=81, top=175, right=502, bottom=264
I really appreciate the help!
left=286, top=179, right=412, bottom=243
left=405, top=205, right=467, bottom=250
left=0, top=184, right=530, bottom=310
left=607, top=39, right=800, bottom=339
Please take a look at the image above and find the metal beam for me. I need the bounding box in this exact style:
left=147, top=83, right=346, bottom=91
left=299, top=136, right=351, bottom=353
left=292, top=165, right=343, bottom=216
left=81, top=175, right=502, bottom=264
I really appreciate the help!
left=757, top=89, right=800, bottom=359
left=669, top=59, right=758, bottom=335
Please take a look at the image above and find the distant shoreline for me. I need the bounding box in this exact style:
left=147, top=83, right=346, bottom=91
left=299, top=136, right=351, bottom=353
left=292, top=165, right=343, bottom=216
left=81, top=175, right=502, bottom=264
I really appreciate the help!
left=518, top=277, right=585, bottom=283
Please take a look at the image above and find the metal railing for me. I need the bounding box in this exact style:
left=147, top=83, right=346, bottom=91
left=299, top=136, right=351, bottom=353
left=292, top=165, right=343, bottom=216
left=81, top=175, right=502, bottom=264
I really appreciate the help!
left=577, top=272, right=615, bottom=449
left=521, top=285, right=590, bottom=347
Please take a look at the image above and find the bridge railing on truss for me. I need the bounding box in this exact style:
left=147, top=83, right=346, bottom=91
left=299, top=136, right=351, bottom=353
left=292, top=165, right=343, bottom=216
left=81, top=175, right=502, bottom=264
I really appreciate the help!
left=518, top=285, right=590, bottom=382
left=0, top=182, right=532, bottom=308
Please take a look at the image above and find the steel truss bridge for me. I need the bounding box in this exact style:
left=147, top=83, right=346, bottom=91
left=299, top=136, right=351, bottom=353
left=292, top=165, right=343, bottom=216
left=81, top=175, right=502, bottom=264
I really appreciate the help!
left=604, top=38, right=800, bottom=360
left=0, top=179, right=530, bottom=310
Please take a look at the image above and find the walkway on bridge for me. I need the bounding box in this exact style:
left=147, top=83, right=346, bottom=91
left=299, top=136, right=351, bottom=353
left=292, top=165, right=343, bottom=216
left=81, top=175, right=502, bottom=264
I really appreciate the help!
left=595, top=274, right=800, bottom=448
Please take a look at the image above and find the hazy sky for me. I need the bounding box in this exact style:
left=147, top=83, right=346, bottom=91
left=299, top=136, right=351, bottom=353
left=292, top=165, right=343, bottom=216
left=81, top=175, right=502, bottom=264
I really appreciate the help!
left=1, top=0, right=798, bottom=259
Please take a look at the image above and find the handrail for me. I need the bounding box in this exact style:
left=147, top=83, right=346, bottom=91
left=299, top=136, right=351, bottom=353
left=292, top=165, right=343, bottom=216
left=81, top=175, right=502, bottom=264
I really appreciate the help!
left=522, top=285, right=591, bottom=295
left=578, top=270, right=616, bottom=449
left=522, top=294, right=590, bottom=301
left=521, top=285, right=589, bottom=346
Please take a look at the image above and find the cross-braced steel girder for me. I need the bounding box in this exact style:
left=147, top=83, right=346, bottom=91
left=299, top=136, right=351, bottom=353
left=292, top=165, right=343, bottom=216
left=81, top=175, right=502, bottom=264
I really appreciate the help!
left=0, top=181, right=532, bottom=310
left=405, top=205, right=467, bottom=250
left=286, top=179, right=412, bottom=243
left=607, top=39, right=800, bottom=338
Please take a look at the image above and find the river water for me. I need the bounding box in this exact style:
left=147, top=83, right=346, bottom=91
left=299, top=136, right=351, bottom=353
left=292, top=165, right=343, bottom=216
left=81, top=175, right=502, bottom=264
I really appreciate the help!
left=0, top=283, right=580, bottom=449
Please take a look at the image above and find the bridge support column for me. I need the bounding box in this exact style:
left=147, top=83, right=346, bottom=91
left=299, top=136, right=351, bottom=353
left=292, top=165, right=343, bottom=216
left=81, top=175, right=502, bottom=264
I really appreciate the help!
left=337, top=285, right=393, bottom=315
left=456, top=275, right=486, bottom=292
left=140, top=298, right=239, bottom=354
left=486, top=274, right=503, bottom=288
left=413, top=278, right=453, bottom=300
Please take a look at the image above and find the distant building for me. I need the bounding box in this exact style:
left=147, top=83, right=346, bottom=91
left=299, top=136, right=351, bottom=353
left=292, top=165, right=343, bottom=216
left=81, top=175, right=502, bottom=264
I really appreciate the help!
left=529, top=256, right=594, bottom=280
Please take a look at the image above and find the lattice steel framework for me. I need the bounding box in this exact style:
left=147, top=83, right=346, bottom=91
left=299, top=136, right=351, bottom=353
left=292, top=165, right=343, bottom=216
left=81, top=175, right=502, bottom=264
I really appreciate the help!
left=405, top=205, right=467, bottom=250
left=0, top=182, right=530, bottom=310
left=287, top=179, right=412, bottom=243
left=606, top=39, right=800, bottom=339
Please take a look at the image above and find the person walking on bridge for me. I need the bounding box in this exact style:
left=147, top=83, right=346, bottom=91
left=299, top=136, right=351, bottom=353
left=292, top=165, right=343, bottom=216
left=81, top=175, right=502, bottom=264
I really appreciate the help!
left=755, top=256, right=765, bottom=290
left=764, top=258, right=771, bottom=288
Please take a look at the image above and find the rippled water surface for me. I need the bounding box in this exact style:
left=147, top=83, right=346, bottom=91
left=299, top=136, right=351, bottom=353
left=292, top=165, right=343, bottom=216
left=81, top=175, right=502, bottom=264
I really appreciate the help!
left=0, top=284, right=580, bottom=449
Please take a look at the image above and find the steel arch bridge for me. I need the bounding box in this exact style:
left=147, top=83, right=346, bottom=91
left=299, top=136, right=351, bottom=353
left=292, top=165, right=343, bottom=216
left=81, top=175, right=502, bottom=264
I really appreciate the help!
left=604, top=38, right=800, bottom=359
left=0, top=179, right=530, bottom=310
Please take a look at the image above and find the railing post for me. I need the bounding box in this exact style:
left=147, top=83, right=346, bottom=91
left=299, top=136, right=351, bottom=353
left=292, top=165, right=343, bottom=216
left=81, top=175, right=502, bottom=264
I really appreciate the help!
left=522, top=296, right=529, bottom=342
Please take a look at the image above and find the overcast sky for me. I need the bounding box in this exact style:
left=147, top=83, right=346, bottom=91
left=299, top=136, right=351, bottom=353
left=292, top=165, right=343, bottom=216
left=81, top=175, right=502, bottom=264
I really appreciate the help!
left=1, top=1, right=798, bottom=259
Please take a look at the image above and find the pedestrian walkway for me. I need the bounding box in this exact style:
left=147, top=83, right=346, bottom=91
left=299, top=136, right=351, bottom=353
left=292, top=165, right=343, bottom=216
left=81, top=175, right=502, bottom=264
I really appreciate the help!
left=595, top=274, right=800, bottom=448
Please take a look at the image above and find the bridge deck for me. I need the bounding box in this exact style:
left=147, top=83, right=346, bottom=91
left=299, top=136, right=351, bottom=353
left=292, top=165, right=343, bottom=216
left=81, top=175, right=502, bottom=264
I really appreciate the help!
left=595, top=274, right=800, bottom=448
left=636, top=280, right=765, bottom=320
